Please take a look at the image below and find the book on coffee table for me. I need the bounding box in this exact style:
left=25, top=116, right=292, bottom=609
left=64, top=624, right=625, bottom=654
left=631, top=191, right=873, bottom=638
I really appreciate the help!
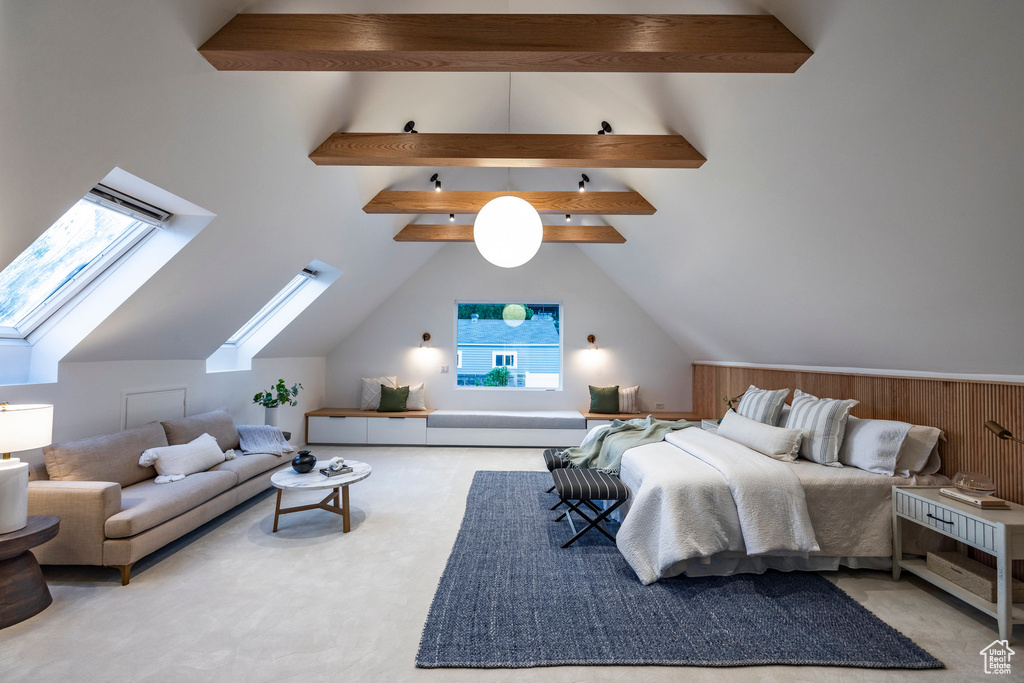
left=320, top=466, right=353, bottom=477
left=939, top=487, right=1010, bottom=509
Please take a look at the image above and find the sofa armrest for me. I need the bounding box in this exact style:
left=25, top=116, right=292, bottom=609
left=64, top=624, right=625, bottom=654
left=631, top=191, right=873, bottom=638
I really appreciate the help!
left=28, top=480, right=121, bottom=566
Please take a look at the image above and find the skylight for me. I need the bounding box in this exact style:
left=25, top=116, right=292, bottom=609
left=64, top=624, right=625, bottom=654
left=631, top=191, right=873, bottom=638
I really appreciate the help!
left=224, top=268, right=318, bottom=347
left=0, top=187, right=168, bottom=339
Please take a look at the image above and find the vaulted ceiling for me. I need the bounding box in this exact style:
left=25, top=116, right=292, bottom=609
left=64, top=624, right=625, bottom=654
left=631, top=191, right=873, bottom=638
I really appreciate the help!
left=2, top=0, right=1022, bottom=377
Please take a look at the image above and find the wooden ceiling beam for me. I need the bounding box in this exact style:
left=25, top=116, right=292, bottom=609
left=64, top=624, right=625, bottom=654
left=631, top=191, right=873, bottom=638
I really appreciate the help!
left=394, top=224, right=626, bottom=244
left=198, top=14, right=812, bottom=73
left=310, top=133, right=705, bottom=169
left=363, top=191, right=655, bottom=215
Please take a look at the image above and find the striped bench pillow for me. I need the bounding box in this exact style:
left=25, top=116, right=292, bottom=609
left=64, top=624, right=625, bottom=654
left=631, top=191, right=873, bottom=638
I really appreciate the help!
left=735, top=385, right=790, bottom=425
left=618, top=385, right=640, bottom=414
left=785, top=389, right=860, bottom=466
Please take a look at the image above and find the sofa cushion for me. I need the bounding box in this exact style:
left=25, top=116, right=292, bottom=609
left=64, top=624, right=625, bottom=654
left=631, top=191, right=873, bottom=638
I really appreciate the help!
left=209, top=452, right=288, bottom=484
left=104, top=470, right=237, bottom=539
left=162, top=409, right=239, bottom=452
left=44, top=421, right=168, bottom=487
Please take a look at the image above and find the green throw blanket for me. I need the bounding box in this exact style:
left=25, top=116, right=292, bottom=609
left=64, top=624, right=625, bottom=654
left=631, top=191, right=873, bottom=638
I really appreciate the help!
left=559, top=416, right=693, bottom=474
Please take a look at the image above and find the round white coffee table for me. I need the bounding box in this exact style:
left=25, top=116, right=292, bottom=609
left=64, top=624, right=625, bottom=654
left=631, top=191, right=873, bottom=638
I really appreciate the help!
left=270, top=460, right=371, bottom=533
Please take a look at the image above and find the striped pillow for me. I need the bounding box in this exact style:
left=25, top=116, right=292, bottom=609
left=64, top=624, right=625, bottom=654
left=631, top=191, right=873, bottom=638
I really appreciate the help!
left=785, top=389, right=860, bottom=466
left=619, top=385, right=640, bottom=414
left=735, top=385, right=789, bottom=425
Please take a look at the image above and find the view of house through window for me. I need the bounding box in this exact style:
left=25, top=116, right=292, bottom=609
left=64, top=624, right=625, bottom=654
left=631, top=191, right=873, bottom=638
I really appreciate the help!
left=454, top=301, right=562, bottom=389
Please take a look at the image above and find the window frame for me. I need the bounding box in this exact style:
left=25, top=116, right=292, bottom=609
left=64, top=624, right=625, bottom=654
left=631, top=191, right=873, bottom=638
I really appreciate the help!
left=221, top=269, right=318, bottom=348
left=0, top=186, right=169, bottom=340
left=492, top=351, right=518, bottom=369
left=452, top=299, right=563, bottom=392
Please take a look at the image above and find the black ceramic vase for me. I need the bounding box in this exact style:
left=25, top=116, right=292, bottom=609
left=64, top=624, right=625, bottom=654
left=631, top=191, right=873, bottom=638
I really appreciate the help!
left=292, top=450, right=316, bottom=474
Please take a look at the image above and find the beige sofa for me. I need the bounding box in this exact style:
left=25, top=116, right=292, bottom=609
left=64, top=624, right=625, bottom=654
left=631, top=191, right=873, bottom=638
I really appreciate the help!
left=27, top=410, right=290, bottom=585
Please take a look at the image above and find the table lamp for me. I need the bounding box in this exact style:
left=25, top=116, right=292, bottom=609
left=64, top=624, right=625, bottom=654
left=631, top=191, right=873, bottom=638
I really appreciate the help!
left=0, top=404, right=54, bottom=534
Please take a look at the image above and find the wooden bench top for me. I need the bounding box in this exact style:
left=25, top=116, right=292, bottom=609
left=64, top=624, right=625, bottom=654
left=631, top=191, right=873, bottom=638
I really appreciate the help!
left=305, top=408, right=434, bottom=418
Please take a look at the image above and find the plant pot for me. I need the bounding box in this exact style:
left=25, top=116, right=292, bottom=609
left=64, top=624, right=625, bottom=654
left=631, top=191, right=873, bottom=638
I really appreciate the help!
left=264, top=406, right=279, bottom=427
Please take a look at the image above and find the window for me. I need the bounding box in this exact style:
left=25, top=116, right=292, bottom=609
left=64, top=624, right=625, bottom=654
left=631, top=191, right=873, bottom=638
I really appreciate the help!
left=454, top=301, right=562, bottom=390
left=206, top=259, right=341, bottom=373
left=0, top=185, right=169, bottom=339
left=492, top=351, right=517, bottom=369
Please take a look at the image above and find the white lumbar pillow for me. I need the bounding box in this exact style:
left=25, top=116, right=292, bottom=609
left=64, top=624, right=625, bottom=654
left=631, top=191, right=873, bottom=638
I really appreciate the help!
left=361, top=376, right=398, bottom=410
left=139, top=433, right=235, bottom=484
left=717, top=410, right=804, bottom=462
left=407, top=382, right=426, bottom=411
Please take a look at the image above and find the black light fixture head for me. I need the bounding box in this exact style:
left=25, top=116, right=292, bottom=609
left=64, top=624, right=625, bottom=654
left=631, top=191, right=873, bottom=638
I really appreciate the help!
left=430, top=173, right=441, bottom=191
left=404, top=121, right=418, bottom=133
left=449, top=213, right=455, bottom=222
left=578, top=173, right=590, bottom=192
left=565, top=214, right=572, bottom=222
left=597, top=121, right=612, bottom=135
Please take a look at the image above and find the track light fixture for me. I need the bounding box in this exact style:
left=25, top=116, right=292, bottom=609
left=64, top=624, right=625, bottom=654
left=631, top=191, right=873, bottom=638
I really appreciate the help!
left=565, top=214, right=572, bottom=222
left=578, top=174, right=590, bottom=192
left=449, top=214, right=455, bottom=222
left=430, top=173, right=441, bottom=192
left=404, top=121, right=418, bottom=133
left=597, top=121, right=612, bottom=135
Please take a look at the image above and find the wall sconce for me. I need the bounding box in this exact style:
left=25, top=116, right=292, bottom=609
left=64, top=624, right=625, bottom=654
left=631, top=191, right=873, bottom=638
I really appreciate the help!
left=985, top=420, right=1024, bottom=446
left=587, top=334, right=598, bottom=350
left=420, top=332, right=431, bottom=349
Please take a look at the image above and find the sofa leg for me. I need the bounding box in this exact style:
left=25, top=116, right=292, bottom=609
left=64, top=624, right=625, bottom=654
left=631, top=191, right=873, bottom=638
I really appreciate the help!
left=113, top=563, right=134, bottom=586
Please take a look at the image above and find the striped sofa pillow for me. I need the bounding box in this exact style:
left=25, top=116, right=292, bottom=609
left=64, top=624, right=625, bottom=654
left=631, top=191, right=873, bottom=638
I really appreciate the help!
left=785, top=389, right=860, bottom=466
left=735, top=385, right=790, bottom=425
left=618, top=385, right=640, bottom=414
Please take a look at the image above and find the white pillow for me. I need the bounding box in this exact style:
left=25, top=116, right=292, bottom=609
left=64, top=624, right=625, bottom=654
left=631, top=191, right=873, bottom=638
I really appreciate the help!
left=895, top=425, right=943, bottom=477
left=717, top=410, right=803, bottom=461
left=407, top=382, right=426, bottom=411
left=361, top=376, right=398, bottom=410
left=139, top=433, right=234, bottom=484
left=619, top=385, right=640, bottom=414
left=736, top=385, right=790, bottom=425
left=838, top=417, right=910, bottom=476
left=785, top=390, right=859, bottom=466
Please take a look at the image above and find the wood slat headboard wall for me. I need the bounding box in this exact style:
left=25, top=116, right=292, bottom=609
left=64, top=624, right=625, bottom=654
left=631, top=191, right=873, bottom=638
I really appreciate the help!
left=693, top=363, right=1024, bottom=579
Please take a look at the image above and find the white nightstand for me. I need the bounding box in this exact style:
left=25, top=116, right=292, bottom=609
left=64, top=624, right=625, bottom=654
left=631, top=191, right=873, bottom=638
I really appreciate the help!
left=893, top=486, right=1024, bottom=642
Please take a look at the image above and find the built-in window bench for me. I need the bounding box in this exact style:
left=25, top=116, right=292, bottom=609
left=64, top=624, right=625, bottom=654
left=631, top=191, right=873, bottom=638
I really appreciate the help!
left=305, top=408, right=434, bottom=445
left=305, top=409, right=706, bottom=448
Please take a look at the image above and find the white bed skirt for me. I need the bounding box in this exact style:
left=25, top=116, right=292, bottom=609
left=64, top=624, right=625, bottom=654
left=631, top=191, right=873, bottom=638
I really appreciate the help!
left=660, top=554, right=891, bottom=579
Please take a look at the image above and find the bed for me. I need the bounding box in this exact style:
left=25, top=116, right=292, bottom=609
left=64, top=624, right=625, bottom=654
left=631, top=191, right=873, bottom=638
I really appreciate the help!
left=615, top=427, right=950, bottom=584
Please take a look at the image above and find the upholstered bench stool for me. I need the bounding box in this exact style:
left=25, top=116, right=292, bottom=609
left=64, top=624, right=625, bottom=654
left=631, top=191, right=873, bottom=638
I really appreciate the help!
left=542, top=448, right=569, bottom=494
left=551, top=468, right=629, bottom=548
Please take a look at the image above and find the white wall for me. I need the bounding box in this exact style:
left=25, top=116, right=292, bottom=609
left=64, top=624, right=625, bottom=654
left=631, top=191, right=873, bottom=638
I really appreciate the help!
left=325, top=244, right=693, bottom=412
left=1, top=357, right=326, bottom=473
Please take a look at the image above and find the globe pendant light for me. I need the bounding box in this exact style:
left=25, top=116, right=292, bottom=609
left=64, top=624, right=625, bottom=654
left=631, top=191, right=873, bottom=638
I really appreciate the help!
left=473, top=195, right=542, bottom=268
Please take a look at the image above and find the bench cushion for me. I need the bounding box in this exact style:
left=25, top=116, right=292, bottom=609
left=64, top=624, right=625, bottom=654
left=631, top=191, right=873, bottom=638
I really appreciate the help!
left=543, top=448, right=569, bottom=471
left=427, top=410, right=585, bottom=430
left=552, top=468, right=629, bottom=501
left=105, top=471, right=237, bottom=539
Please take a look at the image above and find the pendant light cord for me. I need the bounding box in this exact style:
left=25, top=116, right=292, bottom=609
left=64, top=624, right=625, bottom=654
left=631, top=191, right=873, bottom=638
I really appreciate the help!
left=507, top=72, right=512, bottom=195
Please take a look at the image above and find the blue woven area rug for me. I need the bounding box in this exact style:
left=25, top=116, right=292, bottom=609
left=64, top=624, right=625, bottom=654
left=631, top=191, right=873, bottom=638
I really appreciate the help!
left=416, top=470, right=943, bottom=669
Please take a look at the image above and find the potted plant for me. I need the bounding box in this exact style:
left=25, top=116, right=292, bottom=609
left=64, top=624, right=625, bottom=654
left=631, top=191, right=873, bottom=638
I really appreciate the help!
left=253, top=379, right=303, bottom=427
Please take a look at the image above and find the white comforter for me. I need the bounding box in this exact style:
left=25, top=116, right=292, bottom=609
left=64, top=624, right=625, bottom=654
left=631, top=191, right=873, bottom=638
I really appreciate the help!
left=617, top=429, right=820, bottom=585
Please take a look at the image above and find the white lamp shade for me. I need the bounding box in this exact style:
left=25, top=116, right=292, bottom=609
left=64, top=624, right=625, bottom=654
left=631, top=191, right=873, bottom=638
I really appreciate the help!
left=473, top=196, right=543, bottom=268
left=0, top=404, right=54, bottom=453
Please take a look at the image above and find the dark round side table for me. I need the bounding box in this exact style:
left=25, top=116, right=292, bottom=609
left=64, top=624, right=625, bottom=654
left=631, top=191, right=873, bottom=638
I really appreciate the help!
left=0, top=515, right=60, bottom=629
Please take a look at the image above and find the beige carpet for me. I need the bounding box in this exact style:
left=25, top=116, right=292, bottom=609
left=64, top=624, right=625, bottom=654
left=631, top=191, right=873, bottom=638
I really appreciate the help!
left=1, top=446, right=1016, bottom=682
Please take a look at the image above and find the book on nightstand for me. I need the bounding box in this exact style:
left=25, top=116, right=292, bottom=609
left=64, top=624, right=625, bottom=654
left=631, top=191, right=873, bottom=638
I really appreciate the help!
left=939, top=487, right=1010, bottom=509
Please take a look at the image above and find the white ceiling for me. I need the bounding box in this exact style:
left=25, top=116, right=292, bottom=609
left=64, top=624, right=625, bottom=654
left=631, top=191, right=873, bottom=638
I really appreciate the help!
left=1, top=0, right=1022, bottom=376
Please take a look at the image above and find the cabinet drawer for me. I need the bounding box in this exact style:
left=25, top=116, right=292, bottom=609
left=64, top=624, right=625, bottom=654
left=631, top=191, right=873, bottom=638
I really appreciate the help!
left=896, top=490, right=998, bottom=552
left=367, top=417, right=427, bottom=445
left=586, top=420, right=613, bottom=431
left=307, top=416, right=368, bottom=444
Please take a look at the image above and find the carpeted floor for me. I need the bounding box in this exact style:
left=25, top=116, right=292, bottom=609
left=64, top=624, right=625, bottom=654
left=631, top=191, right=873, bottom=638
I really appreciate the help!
left=418, top=471, right=943, bottom=670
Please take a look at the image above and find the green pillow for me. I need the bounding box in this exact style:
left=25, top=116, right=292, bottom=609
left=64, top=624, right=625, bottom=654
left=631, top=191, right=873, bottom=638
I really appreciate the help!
left=589, top=385, right=620, bottom=414
left=378, top=384, right=410, bottom=412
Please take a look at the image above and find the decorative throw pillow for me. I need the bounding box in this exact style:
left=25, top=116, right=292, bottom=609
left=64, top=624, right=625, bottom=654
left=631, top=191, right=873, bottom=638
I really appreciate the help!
left=361, top=376, right=398, bottom=410
left=717, top=410, right=804, bottom=462
left=378, top=385, right=410, bottom=412
left=735, top=385, right=790, bottom=425
left=589, top=385, right=620, bottom=414
left=784, top=389, right=859, bottom=466
left=407, top=382, right=426, bottom=411
left=138, top=433, right=235, bottom=484
left=618, top=385, right=640, bottom=414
